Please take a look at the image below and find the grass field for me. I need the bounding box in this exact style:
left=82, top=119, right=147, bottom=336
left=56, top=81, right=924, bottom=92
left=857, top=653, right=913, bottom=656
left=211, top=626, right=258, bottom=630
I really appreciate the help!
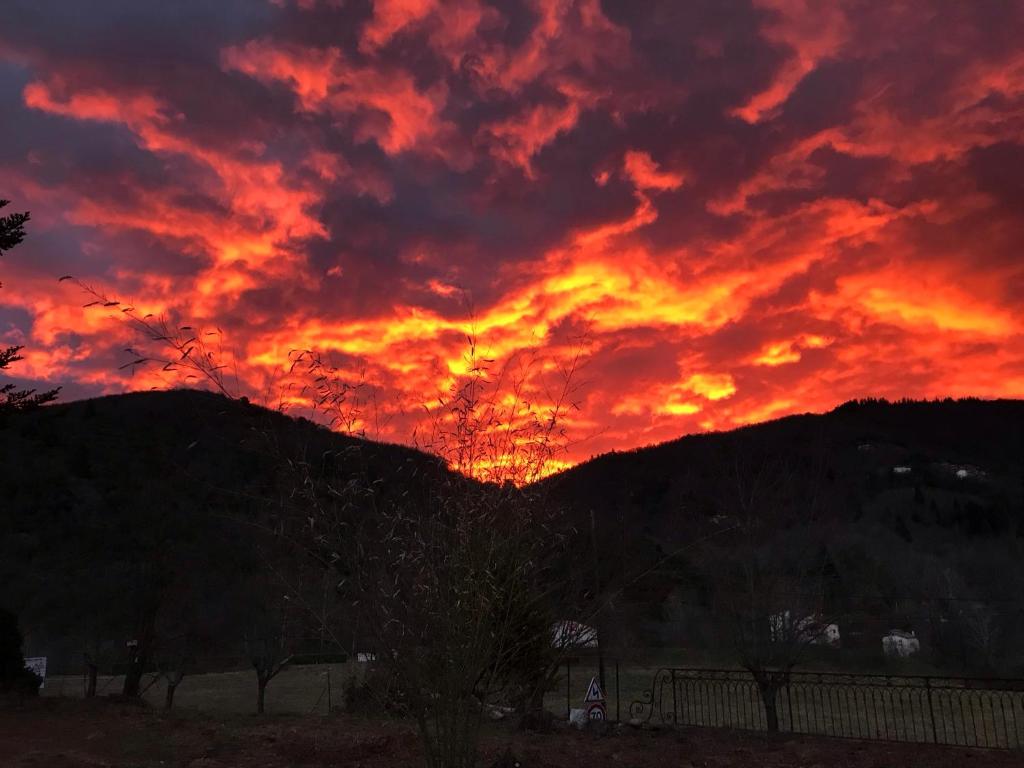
left=41, top=659, right=1024, bottom=750
left=42, top=661, right=357, bottom=715
left=545, top=660, right=1024, bottom=749
left=41, top=659, right=652, bottom=719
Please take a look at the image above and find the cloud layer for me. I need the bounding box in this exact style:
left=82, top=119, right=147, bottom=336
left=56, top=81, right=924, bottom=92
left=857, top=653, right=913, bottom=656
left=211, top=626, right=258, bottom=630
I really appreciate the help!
left=2, top=0, right=1023, bottom=464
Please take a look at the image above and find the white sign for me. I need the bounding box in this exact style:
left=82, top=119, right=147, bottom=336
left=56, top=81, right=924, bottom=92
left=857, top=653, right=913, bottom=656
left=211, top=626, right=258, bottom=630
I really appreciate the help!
left=24, top=656, right=47, bottom=688
left=583, top=676, right=605, bottom=703
left=583, top=676, right=607, bottom=720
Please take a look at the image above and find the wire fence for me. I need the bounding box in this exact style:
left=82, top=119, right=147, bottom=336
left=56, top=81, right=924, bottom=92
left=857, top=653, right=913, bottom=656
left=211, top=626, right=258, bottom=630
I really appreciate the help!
left=37, top=654, right=359, bottom=715
left=578, top=665, right=1024, bottom=750
left=36, top=652, right=1024, bottom=749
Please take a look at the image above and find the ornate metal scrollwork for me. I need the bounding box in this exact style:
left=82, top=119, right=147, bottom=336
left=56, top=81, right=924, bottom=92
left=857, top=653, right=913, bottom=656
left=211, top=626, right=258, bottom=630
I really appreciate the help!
left=628, top=667, right=677, bottom=724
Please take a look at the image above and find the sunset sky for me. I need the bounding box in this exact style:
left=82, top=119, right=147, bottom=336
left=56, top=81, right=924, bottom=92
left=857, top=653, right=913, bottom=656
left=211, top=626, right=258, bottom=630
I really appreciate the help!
left=1, top=0, right=1023, bottom=466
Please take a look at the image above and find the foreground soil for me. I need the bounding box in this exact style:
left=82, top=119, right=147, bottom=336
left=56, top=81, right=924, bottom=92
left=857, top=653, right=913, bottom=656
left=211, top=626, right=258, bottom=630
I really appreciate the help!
left=2, top=698, right=1022, bottom=768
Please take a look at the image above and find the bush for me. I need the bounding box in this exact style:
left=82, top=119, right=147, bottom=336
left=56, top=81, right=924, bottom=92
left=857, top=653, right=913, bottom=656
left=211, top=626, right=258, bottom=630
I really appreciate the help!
left=518, top=708, right=555, bottom=733
left=0, top=608, right=41, bottom=699
left=342, top=666, right=408, bottom=715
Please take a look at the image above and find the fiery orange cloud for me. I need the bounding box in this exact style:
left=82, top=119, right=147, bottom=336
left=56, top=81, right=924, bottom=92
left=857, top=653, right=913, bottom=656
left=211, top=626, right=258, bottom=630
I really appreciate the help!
left=1, top=0, right=1022, bottom=473
left=221, top=40, right=453, bottom=158
left=359, top=0, right=438, bottom=53
left=754, top=334, right=831, bottom=367
left=733, top=0, right=848, bottom=123
left=622, top=151, right=685, bottom=192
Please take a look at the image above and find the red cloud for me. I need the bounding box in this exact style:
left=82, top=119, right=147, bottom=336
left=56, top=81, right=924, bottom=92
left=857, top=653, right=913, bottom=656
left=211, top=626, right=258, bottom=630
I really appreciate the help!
left=0, top=0, right=1021, bottom=471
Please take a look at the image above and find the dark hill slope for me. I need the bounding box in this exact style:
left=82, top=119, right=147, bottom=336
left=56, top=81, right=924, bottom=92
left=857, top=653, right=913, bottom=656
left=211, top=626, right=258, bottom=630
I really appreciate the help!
left=550, top=398, right=1024, bottom=544
left=2, top=392, right=1023, bottom=671
left=546, top=398, right=1024, bottom=663
left=0, top=388, right=439, bottom=560
left=0, top=389, right=443, bottom=670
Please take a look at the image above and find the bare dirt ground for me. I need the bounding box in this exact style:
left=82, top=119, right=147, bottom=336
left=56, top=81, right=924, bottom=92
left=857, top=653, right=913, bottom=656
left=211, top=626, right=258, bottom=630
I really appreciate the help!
left=2, top=698, right=1023, bottom=768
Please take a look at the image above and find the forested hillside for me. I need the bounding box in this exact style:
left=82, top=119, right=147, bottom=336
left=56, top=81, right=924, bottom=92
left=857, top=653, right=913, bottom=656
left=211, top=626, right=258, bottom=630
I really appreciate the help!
left=548, top=398, right=1024, bottom=670
left=0, top=389, right=442, bottom=685
left=3, top=392, right=1023, bottom=677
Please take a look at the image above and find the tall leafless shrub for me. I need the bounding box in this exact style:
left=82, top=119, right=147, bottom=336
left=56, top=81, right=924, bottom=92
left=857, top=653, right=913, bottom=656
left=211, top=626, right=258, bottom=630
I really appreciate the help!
left=74, top=281, right=593, bottom=760
left=63, top=277, right=239, bottom=398
left=282, top=333, right=588, bottom=768
left=700, top=434, right=838, bottom=732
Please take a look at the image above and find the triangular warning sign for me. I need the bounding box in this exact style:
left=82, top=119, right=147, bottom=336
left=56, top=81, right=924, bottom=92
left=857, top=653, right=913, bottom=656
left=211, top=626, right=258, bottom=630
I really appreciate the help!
left=583, top=676, right=605, bottom=703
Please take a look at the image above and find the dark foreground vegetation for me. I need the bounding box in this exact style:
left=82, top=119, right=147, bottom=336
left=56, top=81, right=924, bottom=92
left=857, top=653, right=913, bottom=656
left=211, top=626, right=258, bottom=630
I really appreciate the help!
left=2, top=389, right=1023, bottom=765
left=3, top=391, right=1023, bottom=675
left=3, top=697, right=1023, bottom=768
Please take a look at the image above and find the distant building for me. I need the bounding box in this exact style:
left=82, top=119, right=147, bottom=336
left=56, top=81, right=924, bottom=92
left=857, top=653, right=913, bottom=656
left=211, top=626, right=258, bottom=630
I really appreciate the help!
left=769, top=612, right=840, bottom=647
left=882, top=629, right=920, bottom=657
left=817, top=623, right=841, bottom=647
left=954, top=465, right=984, bottom=479
left=893, top=466, right=912, bottom=475
left=936, top=462, right=984, bottom=480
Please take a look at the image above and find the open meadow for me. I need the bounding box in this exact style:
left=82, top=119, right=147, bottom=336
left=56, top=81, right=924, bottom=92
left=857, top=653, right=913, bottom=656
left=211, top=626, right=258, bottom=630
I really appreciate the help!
left=41, top=663, right=356, bottom=717
left=37, top=658, right=1024, bottom=751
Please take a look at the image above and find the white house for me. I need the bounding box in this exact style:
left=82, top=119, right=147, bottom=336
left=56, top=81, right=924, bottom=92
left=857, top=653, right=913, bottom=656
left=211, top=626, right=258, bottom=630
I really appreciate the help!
left=768, top=611, right=795, bottom=642
left=769, top=612, right=840, bottom=647
left=551, top=620, right=598, bottom=649
left=954, top=465, right=984, bottom=480
left=937, top=462, right=985, bottom=480
left=882, top=629, right=920, bottom=657
left=816, top=623, right=841, bottom=647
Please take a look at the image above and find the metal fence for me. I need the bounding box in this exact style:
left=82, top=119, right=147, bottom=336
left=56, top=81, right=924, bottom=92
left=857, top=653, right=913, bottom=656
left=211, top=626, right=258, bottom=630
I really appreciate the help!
left=624, top=668, right=1024, bottom=750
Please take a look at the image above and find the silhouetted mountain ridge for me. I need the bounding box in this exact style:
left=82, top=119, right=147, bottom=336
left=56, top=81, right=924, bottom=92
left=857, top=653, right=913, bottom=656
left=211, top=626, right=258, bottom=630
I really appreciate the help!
left=2, top=390, right=1022, bottom=669
left=548, top=396, right=1023, bottom=578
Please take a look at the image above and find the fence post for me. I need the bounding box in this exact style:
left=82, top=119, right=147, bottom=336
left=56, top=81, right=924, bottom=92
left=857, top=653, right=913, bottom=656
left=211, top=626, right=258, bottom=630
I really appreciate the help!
left=785, top=679, right=794, bottom=733
left=615, top=659, right=620, bottom=722
left=566, top=659, right=571, bottom=720
left=326, top=665, right=332, bottom=713
left=671, top=669, right=678, bottom=724
left=925, top=677, right=937, bottom=743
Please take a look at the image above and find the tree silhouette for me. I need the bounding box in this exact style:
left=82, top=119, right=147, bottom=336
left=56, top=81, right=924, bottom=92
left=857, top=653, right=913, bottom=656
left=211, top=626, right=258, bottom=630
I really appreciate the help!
left=0, top=200, right=30, bottom=253
left=284, top=335, right=587, bottom=768
left=1, top=200, right=60, bottom=412
left=0, top=607, right=41, bottom=698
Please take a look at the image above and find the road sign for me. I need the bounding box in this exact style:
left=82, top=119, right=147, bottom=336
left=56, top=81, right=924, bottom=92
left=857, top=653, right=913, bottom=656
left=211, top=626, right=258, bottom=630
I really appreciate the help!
left=583, top=676, right=604, bottom=703
left=580, top=676, right=607, bottom=721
